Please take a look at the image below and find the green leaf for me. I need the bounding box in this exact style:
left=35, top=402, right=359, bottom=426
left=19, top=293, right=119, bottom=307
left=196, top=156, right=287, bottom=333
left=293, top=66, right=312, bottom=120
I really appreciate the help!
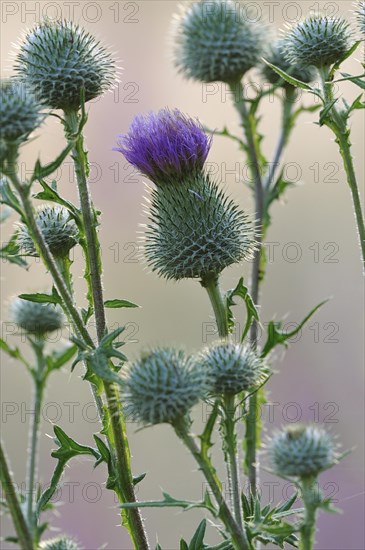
left=0, top=232, right=28, bottom=267
left=120, top=491, right=216, bottom=514
left=261, top=300, right=327, bottom=357
left=104, top=299, right=140, bottom=309
left=189, top=519, right=206, bottom=550
left=0, top=178, right=24, bottom=217
left=225, top=277, right=259, bottom=341
left=199, top=400, right=219, bottom=462
left=52, top=425, right=99, bottom=462
left=0, top=338, right=28, bottom=366
left=337, top=72, right=365, bottom=89
left=46, top=344, right=78, bottom=372
left=87, top=348, right=122, bottom=385
left=133, top=472, right=147, bottom=486
left=99, top=326, right=125, bottom=348
left=180, top=541, right=189, bottom=550
left=319, top=99, right=338, bottom=126
left=262, top=60, right=313, bottom=91
left=347, top=93, right=365, bottom=115
left=18, top=292, right=59, bottom=305
left=33, top=179, right=80, bottom=220
left=31, top=142, right=74, bottom=182
left=329, top=41, right=363, bottom=78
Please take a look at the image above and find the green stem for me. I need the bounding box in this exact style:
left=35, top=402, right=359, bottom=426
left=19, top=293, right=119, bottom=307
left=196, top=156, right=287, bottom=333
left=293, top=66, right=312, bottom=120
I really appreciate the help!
left=299, top=476, right=319, bottom=550
left=222, top=394, right=243, bottom=526
left=0, top=442, right=34, bottom=550
left=201, top=274, right=229, bottom=338
left=63, top=109, right=149, bottom=550
left=173, top=418, right=250, bottom=550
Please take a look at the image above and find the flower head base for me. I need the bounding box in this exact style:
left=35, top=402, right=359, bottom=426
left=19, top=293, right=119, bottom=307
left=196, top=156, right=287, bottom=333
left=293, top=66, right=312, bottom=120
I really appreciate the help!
left=0, top=80, right=44, bottom=160
left=356, top=1, right=365, bottom=34
left=268, top=424, right=338, bottom=478
left=115, top=109, right=211, bottom=185
left=15, top=20, right=116, bottom=110
left=145, top=173, right=255, bottom=280
left=17, top=205, right=78, bottom=258
left=11, top=297, right=64, bottom=335
left=262, top=40, right=317, bottom=87
left=172, top=0, right=268, bottom=83
left=283, top=15, right=354, bottom=68
left=40, top=537, right=81, bottom=550
left=122, top=348, right=209, bottom=425
left=197, top=342, right=267, bottom=395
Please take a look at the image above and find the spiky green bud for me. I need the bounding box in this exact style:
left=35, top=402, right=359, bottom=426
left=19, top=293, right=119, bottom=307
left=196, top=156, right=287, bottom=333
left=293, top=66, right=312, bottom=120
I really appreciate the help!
left=40, top=537, right=81, bottom=550
left=196, top=342, right=267, bottom=395
left=268, top=424, right=338, bottom=478
left=356, top=1, right=365, bottom=34
left=11, top=297, right=64, bottom=335
left=262, top=40, right=317, bottom=87
left=0, top=80, right=44, bottom=161
left=17, top=205, right=78, bottom=257
left=15, top=20, right=116, bottom=110
left=172, top=0, right=268, bottom=83
left=283, top=15, right=354, bottom=68
left=145, top=173, right=255, bottom=281
left=121, top=348, right=210, bottom=425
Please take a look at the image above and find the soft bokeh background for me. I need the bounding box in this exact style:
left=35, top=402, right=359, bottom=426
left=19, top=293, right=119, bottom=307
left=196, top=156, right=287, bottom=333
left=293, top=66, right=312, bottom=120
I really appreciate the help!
left=1, top=1, right=364, bottom=549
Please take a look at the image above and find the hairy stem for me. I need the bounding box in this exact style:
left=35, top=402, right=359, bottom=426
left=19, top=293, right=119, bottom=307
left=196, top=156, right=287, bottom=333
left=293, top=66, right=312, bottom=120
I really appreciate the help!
left=201, top=274, right=229, bottom=338
left=299, top=476, right=319, bottom=550
left=222, top=394, right=243, bottom=526
left=0, top=442, right=34, bottom=550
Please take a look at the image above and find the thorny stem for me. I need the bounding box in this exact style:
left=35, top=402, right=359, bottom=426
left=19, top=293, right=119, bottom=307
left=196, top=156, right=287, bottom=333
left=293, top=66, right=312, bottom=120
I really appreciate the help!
left=0, top=441, right=34, bottom=550
left=64, top=109, right=149, bottom=550
left=222, top=394, right=243, bottom=526
left=201, top=274, right=229, bottom=338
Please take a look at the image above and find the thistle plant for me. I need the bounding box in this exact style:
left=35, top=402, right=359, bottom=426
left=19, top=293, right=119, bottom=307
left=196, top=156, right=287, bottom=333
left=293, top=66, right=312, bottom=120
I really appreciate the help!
left=0, top=3, right=361, bottom=550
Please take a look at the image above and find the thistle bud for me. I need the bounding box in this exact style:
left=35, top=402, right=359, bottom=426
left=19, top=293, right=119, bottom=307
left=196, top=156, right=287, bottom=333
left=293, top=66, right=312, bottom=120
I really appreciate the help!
left=283, top=15, right=354, bottom=68
left=40, top=537, right=81, bottom=550
left=115, top=109, right=255, bottom=281
left=171, top=0, right=268, bottom=83
left=17, top=205, right=78, bottom=258
left=0, top=80, right=44, bottom=161
left=15, top=20, right=116, bottom=110
left=11, top=297, right=64, bottom=335
left=262, top=40, right=317, bottom=87
left=196, top=342, right=267, bottom=395
left=121, top=348, right=209, bottom=425
left=268, top=424, right=338, bottom=478
left=356, top=1, right=365, bottom=34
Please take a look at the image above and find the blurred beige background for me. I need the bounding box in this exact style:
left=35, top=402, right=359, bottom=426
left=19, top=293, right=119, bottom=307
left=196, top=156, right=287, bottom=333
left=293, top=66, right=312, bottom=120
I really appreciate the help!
left=1, top=1, right=364, bottom=549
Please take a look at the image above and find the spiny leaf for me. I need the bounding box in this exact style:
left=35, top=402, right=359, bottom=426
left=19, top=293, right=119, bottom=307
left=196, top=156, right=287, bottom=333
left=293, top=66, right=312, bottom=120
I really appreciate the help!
left=87, top=348, right=122, bottom=385
left=225, top=277, right=259, bottom=340
left=52, top=425, right=99, bottom=461
left=188, top=518, right=206, bottom=549
left=0, top=232, right=28, bottom=267
left=46, top=344, right=78, bottom=372
left=262, top=60, right=313, bottom=90
left=18, top=292, right=60, bottom=305
left=33, top=179, right=80, bottom=221
left=319, top=99, right=338, bottom=126
left=104, top=299, right=140, bottom=309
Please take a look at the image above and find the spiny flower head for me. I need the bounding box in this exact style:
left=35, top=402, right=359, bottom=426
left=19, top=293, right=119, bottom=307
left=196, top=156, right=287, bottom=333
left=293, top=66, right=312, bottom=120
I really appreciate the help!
left=355, top=1, right=365, bottom=34
left=40, top=537, right=81, bottom=550
left=14, top=19, right=116, bottom=110
left=0, top=80, right=44, bottom=160
left=121, top=348, right=209, bottom=425
left=268, top=424, right=338, bottom=478
left=17, top=205, right=78, bottom=258
left=144, top=173, right=256, bottom=280
left=114, top=109, right=212, bottom=185
left=283, top=15, right=354, bottom=68
left=172, top=0, right=268, bottom=83
left=196, top=341, right=268, bottom=395
left=262, top=40, right=317, bottom=87
left=11, top=297, right=64, bottom=335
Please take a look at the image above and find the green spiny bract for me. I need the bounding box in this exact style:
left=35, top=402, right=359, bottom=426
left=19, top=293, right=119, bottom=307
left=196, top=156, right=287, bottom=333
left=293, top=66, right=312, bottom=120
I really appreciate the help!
left=197, top=341, right=268, bottom=395
left=283, top=15, right=354, bottom=68
left=39, top=537, right=81, bottom=550
left=0, top=80, right=44, bottom=161
left=121, top=348, right=209, bottom=425
left=17, top=205, right=78, bottom=257
left=356, top=1, right=365, bottom=34
left=14, top=20, right=116, bottom=110
left=172, top=0, right=268, bottom=83
left=268, top=424, right=338, bottom=478
left=144, top=173, right=255, bottom=281
left=262, top=39, right=317, bottom=87
left=11, top=297, right=64, bottom=335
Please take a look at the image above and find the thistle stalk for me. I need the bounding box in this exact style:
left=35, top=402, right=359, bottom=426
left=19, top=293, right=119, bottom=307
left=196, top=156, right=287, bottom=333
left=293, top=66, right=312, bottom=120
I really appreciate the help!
left=299, top=476, right=318, bottom=550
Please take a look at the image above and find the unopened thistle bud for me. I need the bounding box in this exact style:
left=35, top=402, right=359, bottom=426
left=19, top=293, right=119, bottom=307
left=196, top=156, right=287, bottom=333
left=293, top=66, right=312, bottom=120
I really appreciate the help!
left=121, top=348, right=209, bottom=425
left=11, top=297, right=64, bottom=335
left=171, top=0, right=268, bottom=83
left=262, top=40, right=317, bottom=87
left=197, top=342, right=267, bottom=395
left=283, top=15, right=354, bottom=69
left=15, top=20, right=116, bottom=110
left=268, top=424, right=338, bottom=478
left=40, top=537, right=81, bottom=550
left=115, top=109, right=255, bottom=281
left=0, top=80, right=44, bottom=161
left=356, top=1, right=365, bottom=34
left=17, top=205, right=78, bottom=257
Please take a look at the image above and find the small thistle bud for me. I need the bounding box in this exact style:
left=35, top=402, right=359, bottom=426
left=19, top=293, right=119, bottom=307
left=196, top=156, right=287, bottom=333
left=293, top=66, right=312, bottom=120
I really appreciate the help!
left=262, top=40, right=317, bottom=87
left=283, top=15, right=354, bottom=68
left=171, top=0, right=268, bottom=83
left=15, top=20, right=116, bottom=110
left=17, top=205, right=78, bottom=257
left=356, top=1, right=365, bottom=34
left=11, top=297, right=64, bottom=335
left=40, top=537, right=81, bottom=550
left=121, top=348, right=209, bottom=425
left=197, top=342, right=268, bottom=395
left=0, top=80, right=44, bottom=160
left=116, top=109, right=255, bottom=281
left=268, top=424, right=338, bottom=478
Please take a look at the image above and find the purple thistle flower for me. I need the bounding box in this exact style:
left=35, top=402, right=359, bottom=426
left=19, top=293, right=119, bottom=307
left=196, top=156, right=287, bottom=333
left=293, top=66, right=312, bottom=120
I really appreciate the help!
left=114, top=108, right=212, bottom=185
